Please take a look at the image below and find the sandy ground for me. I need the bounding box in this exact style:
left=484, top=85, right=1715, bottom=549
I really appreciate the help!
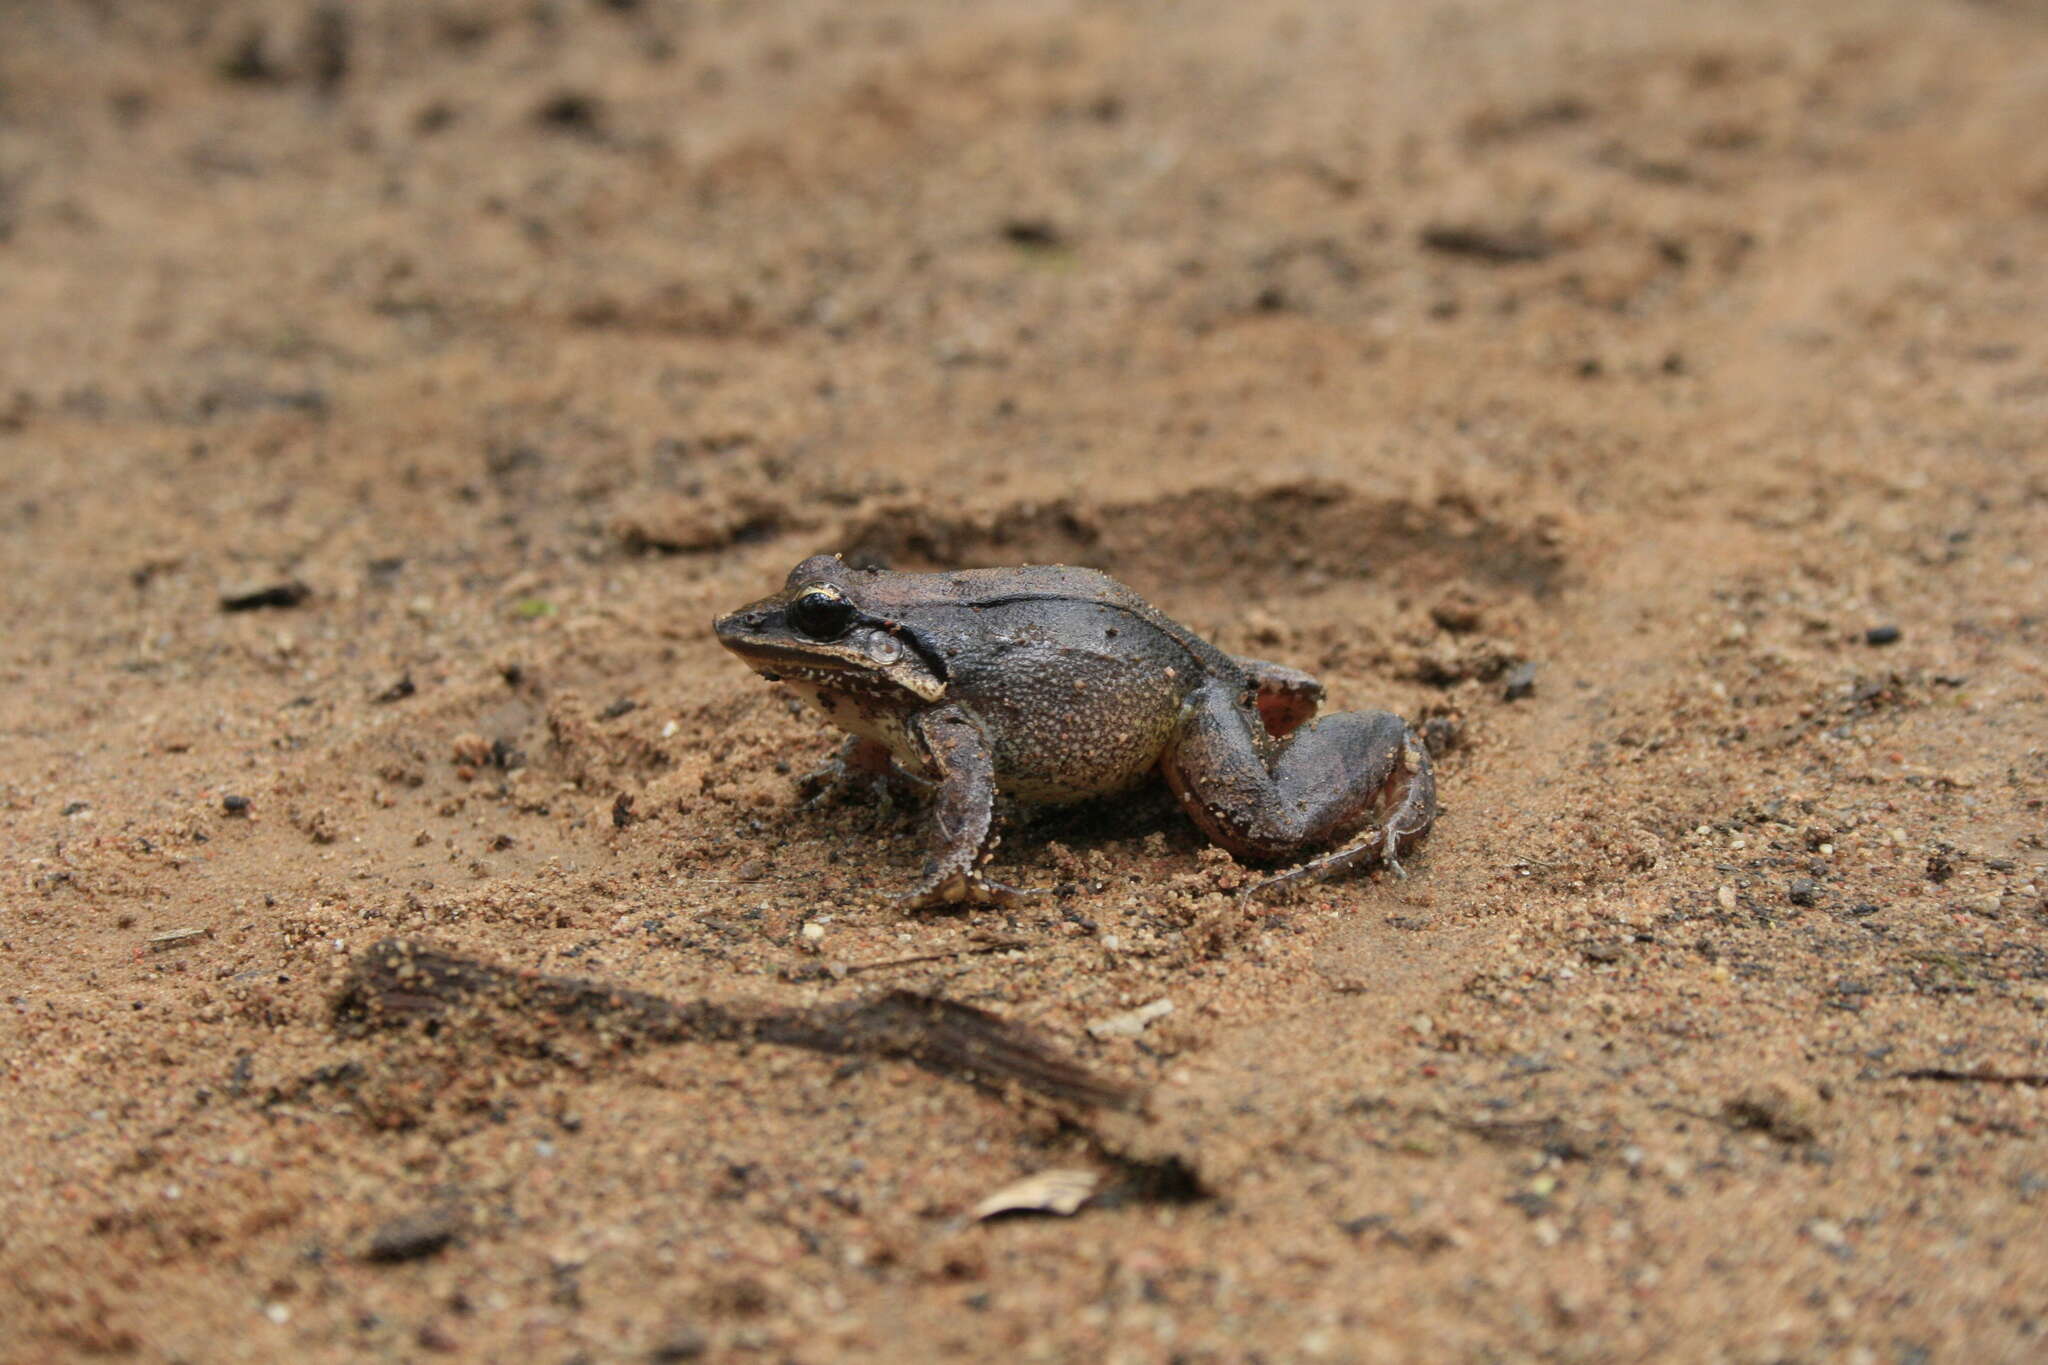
left=3, top=1, right=2046, bottom=1360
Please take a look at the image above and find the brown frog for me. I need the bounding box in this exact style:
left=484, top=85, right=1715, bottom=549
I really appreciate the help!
left=714, top=555, right=1436, bottom=907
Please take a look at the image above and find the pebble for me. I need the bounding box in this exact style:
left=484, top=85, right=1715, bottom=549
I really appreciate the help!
left=1086, top=998, right=1173, bottom=1040
left=1863, top=624, right=1901, bottom=646
left=1503, top=661, right=1538, bottom=701
left=1787, top=878, right=1819, bottom=907
left=649, top=1325, right=709, bottom=1361
left=365, top=1207, right=463, bottom=1263
left=220, top=581, right=311, bottom=612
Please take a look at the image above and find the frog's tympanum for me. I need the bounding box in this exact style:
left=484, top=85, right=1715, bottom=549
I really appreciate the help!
left=715, top=555, right=1436, bottom=907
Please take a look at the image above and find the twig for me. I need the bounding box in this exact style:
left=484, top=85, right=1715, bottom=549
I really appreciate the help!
left=333, top=937, right=1140, bottom=1114
left=837, top=935, right=1034, bottom=976
left=1894, top=1068, right=2048, bottom=1088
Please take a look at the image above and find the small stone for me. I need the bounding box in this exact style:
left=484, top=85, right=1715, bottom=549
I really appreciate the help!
left=1787, top=878, right=1819, bottom=907
left=1086, top=998, right=1173, bottom=1040
left=1502, top=661, right=1537, bottom=701
left=649, top=1325, right=708, bottom=1361
left=450, top=733, right=493, bottom=767
left=220, top=581, right=311, bottom=612
left=222, top=794, right=251, bottom=815
left=735, top=860, right=766, bottom=882
left=1849, top=902, right=1881, bottom=917
left=372, top=674, right=416, bottom=704
left=365, top=1207, right=463, bottom=1263
left=1716, top=885, right=1738, bottom=912
left=1722, top=1078, right=1820, bottom=1143
left=1863, top=624, right=1901, bottom=646
left=1430, top=592, right=1484, bottom=634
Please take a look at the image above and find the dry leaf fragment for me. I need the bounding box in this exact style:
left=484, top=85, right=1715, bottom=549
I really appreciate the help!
left=1086, top=998, right=1174, bottom=1041
left=971, top=1169, right=1101, bottom=1221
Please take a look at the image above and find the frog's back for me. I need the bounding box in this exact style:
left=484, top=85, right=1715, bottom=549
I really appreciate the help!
left=912, top=564, right=1236, bottom=672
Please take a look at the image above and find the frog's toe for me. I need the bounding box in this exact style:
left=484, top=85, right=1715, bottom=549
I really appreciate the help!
left=970, top=873, right=1049, bottom=905
left=896, top=869, right=1046, bottom=911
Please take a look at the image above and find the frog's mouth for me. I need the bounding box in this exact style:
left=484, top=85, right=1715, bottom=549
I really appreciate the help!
left=713, top=616, right=948, bottom=703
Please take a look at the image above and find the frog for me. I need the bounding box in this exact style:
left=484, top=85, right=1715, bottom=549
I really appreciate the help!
left=713, top=554, right=1436, bottom=907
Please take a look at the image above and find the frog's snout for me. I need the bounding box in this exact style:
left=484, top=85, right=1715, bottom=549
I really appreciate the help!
left=712, top=609, right=769, bottom=648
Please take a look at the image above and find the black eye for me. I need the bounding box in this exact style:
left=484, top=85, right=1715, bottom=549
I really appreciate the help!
left=788, top=587, right=856, bottom=640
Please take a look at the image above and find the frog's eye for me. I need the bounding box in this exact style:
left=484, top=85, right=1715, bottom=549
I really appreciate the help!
left=788, top=585, right=856, bottom=640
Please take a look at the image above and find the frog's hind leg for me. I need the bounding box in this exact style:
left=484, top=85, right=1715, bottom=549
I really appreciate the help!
left=1160, top=681, right=1436, bottom=898
left=1231, top=657, right=1326, bottom=738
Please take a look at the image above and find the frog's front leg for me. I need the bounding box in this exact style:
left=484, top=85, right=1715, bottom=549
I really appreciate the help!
left=1160, top=680, right=1436, bottom=897
left=898, top=705, right=1034, bottom=908
left=797, top=736, right=934, bottom=808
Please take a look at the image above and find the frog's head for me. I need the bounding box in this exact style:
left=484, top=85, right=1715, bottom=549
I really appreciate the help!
left=714, top=554, right=948, bottom=703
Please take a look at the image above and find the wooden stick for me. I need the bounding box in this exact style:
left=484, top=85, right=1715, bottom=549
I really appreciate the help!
left=333, top=937, right=1142, bottom=1114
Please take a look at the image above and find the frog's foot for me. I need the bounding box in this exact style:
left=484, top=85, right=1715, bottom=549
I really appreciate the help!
left=896, top=867, right=1047, bottom=911
left=1162, top=683, right=1437, bottom=901
left=1236, top=747, right=1436, bottom=902
left=798, top=737, right=933, bottom=810
left=1237, top=826, right=1399, bottom=903
left=891, top=705, right=1051, bottom=911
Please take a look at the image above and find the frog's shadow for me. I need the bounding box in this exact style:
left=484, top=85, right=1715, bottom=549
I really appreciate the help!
left=1006, top=787, right=1203, bottom=861
left=773, top=782, right=1203, bottom=871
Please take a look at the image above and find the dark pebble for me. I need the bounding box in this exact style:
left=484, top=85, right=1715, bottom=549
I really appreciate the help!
left=649, top=1326, right=708, bottom=1362
left=1863, top=624, right=1901, bottom=646
left=1787, top=878, right=1819, bottom=907
left=1848, top=902, right=1881, bottom=917
left=1419, top=223, right=1558, bottom=264
left=222, top=794, right=251, bottom=815
left=61, top=800, right=90, bottom=816
left=599, top=697, right=638, bottom=720
left=1420, top=715, right=1463, bottom=756
left=220, top=581, right=311, bottom=612
left=535, top=90, right=603, bottom=135
left=365, top=1208, right=462, bottom=1263
left=611, top=793, right=636, bottom=829
left=1001, top=219, right=1064, bottom=249
left=1503, top=661, right=1538, bottom=701
left=372, top=674, right=416, bottom=704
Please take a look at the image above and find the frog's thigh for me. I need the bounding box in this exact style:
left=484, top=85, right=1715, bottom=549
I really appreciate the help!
left=1162, top=681, right=1429, bottom=861
left=902, top=705, right=1000, bottom=904
left=1231, top=656, right=1325, bottom=738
